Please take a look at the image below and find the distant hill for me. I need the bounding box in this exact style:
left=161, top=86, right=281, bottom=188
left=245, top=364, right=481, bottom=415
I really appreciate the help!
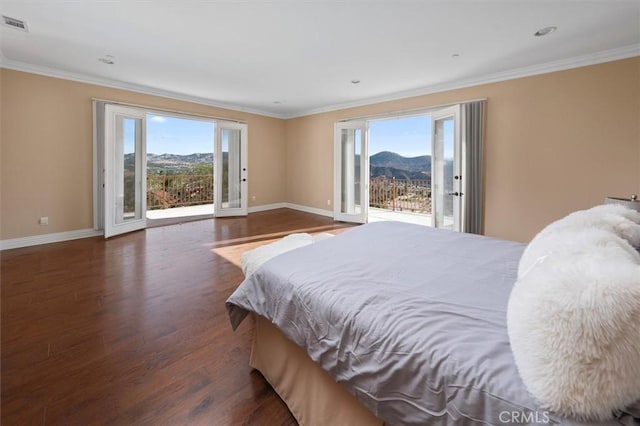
left=370, top=151, right=430, bottom=171
left=148, top=153, right=213, bottom=165
left=125, top=150, right=429, bottom=180
left=147, top=153, right=213, bottom=173
left=125, top=153, right=216, bottom=173
left=370, top=151, right=431, bottom=180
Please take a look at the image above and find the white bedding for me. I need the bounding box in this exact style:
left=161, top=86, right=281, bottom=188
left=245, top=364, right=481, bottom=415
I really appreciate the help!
left=228, top=222, right=639, bottom=425
left=240, top=232, right=334, bottom=277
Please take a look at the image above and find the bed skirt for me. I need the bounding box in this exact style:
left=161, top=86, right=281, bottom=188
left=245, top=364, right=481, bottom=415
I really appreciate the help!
left=250, top=314, right=384, bottom=426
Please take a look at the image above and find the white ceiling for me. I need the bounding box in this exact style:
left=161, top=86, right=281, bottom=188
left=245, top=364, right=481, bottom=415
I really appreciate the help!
left=1, top=1, right=639, bottom=118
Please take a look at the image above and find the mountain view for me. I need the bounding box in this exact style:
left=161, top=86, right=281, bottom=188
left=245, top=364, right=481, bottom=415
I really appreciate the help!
left=368, top=151, right=432, bottom=214
left=148, top=153, right=212, bottom=168
left=126, top=151, right=430, bottom=179
left=125, top=153, right=215, bottom=173
left=370, top=151, right=431, bottom=180
left=123, top=151, right=433, bottom=214
left=147, top=153, right=213, bottom=173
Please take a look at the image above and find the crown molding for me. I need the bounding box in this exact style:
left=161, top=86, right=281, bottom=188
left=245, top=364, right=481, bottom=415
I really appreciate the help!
left=1, top=45, right=638, bottom=120
left=285, top=44, right=640, bottom=119
left=0, top=57, right=288, bottom=119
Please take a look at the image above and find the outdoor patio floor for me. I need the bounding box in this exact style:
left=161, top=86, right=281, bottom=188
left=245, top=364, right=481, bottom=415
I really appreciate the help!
left=367, top=207, right=432, bottom=226
left=146, top=205, right=439, bottom=227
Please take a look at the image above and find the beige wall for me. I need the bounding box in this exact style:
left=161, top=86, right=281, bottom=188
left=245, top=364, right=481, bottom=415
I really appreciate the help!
left=286, top=57, right=640, bottom=242
left=2, top=58, right=639, bottom=243
left=0, top=69, right=286, bottom=240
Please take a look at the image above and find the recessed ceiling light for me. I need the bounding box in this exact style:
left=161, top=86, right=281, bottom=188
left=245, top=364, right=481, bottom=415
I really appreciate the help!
left=534, top=26, right=557, bottom=37
left=351, top=79, right=360, bottom=84
left=98, top=55, right=115, bottom=65
left=451, top=53, right=460, bottom=58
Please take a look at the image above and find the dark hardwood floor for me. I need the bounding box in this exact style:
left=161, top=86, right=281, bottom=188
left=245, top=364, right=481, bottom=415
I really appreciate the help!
left=1, top=209, right=353, bottom=425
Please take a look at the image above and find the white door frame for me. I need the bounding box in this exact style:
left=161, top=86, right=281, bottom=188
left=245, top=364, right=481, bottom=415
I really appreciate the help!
left=333, top=121, right=368, bottom=223
left=104, top=104, right=147, bottom=238
left=214, top=121, right=248, bottom=217
left=431, top=105, right=463, bottom=231
left=97, top=103, right=249, bottom=233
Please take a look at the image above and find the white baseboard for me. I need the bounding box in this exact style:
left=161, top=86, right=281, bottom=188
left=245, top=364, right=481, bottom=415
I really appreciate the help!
left=247, top=202, right=287, bottom=213
left=284, top=203, right=333, bottom=218
left=1, top=204, right=334, bottom=250
left=248, top=202, right=333, bottom=218
left=0, top=228, right=104, bottom=251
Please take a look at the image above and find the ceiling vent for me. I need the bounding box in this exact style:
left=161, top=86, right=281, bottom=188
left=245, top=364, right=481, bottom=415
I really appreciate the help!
left=2, top=15, right=28, bottom=32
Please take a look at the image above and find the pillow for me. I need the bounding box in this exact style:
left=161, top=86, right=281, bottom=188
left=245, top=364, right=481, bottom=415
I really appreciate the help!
left=240, top=233, right=334, bottom=277
left=508, top=206, right=640, bottom=421
left=518, top=205, right=640, bottom=278
left=543, top=205, right=640, bottom=243
left=518, top=227, right=640, bottom=279
left=591, top=203, right=640, bottom=224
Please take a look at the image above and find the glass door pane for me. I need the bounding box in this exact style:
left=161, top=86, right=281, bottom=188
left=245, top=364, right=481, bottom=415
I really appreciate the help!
left=221, top=128, right=241, bottom=209
left=334, top=122, right=368, bottom=223
left=431, top=105, right=462, bottom=231
left=433, top=117, right=455, bottom=229
left=118, top=117, right=142, bottom=223
left=104, top=105, right=147, bottom=238
left=340, top=128, right=362, bottom=215
left=215, top=122, right=247, bottom=217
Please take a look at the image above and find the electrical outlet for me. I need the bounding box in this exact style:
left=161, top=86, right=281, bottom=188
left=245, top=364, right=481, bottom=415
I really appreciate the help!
left=327, top=199, right=331, bottom=206
left=252, top=195, right=256, bottom=201
left=39, top=216, right=49, bottom=226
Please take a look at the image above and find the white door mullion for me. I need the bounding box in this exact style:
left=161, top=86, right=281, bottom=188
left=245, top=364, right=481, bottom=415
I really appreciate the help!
left=214, top=121, right=248, bottom=217
left=104, top=104, right=147, bottom=238
left=431, top=105, right=462, bottom=231
left=334, top=121, right=368, bottom=223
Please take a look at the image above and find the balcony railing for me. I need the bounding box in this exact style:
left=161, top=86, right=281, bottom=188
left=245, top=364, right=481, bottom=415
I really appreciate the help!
left=369, top=177, right=431, bottom=214
left=147, top=174, right=213, bottom=210
left=143, top=174, right=430, bottom=214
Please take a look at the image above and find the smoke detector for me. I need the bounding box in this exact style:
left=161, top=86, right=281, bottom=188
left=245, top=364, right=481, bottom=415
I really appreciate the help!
left=99, top=55, right=115, bottom=65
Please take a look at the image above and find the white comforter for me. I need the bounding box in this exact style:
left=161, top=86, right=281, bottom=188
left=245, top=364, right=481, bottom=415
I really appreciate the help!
left=240, top=232, right=334, bottom=277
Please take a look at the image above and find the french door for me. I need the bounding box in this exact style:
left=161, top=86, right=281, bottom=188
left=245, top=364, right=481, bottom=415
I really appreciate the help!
left=101, top=104, right=248, bottom=238
left=431, top=105, right=463, bottom=231
left=104, top=105, right=147, bottom=238
left=333, top=121, right=368, bottom=223
left=215, top=121, right=248, bottom=217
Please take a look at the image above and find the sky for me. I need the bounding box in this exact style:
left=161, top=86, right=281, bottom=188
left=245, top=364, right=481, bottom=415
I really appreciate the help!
left=368, top=115, right=432, bottom=158
left=146, top=114, right=214, bottom=155
left=133, top=112, right=450, bottom=158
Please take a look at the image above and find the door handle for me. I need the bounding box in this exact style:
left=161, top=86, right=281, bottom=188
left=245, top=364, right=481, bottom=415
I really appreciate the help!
left=448, top=192, right=459, bottom=196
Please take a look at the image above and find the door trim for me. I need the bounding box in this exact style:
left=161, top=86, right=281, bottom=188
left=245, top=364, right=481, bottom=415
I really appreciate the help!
left=104, top=104, right=147, bottom=238
left=214, top=121, right=248, bottom=217
left=333, top=121, right=368, bottom=223
left=431, top=105, right=462, bottom=231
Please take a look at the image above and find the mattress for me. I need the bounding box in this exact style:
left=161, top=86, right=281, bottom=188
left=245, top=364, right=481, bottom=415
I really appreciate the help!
left=250, top=313, right=383, bottom=425
left=227, top=221, right=633, bottom=425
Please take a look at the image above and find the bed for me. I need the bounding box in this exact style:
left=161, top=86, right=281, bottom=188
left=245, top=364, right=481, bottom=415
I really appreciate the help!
left=226, top=221, right=637, bottom=425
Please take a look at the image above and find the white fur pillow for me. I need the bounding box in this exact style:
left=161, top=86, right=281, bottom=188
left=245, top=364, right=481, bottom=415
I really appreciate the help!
left=508, top=205, right=640, bottom=421
left=518, top=204, right=640, bottom=278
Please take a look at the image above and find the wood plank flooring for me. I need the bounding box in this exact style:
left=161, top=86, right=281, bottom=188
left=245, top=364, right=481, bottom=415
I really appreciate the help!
left=1, top=209, right=353, bottom=425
